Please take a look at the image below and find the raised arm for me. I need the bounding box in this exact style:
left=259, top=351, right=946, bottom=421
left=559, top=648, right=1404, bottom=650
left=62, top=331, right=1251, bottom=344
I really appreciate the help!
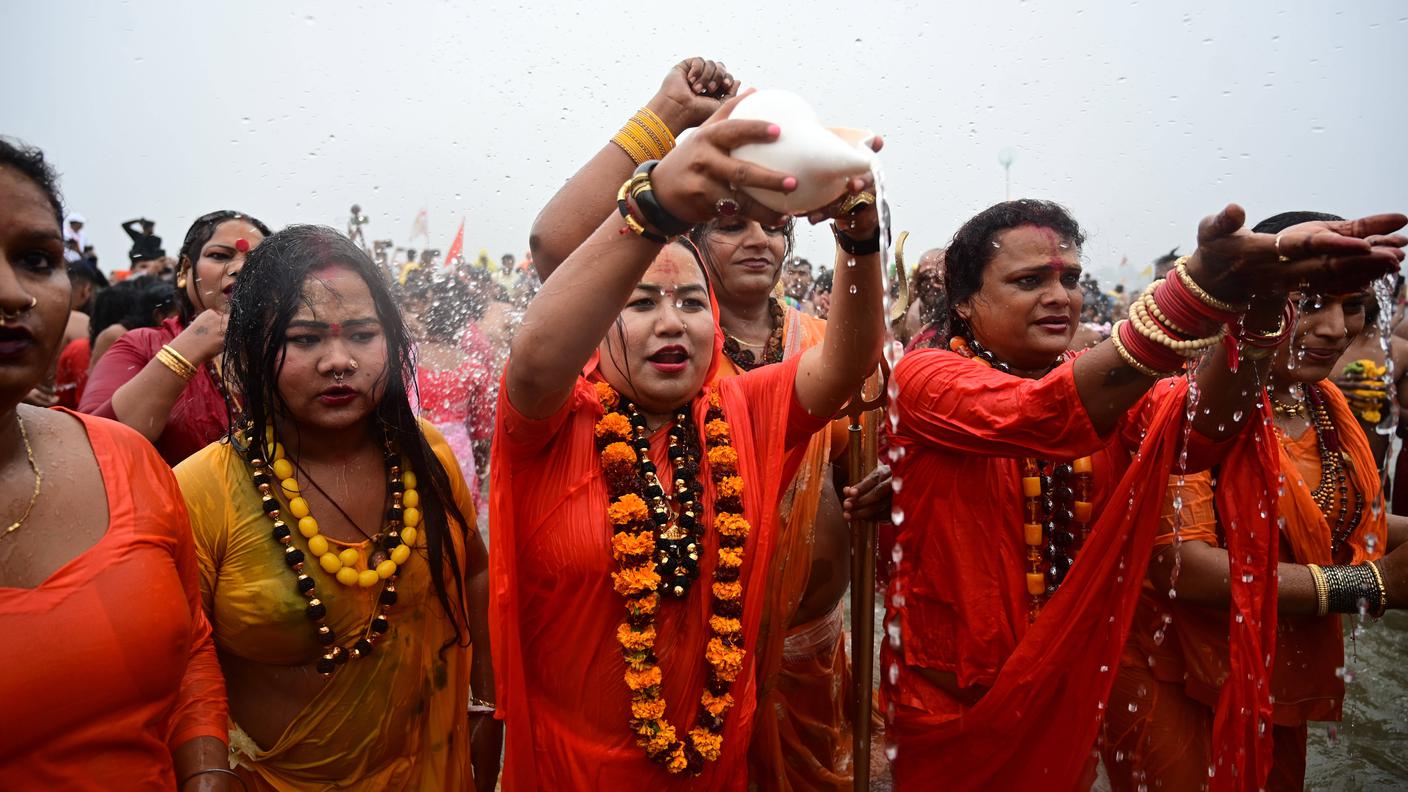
left=529, top=59, right=736, bottom=281
left=795, top=187, right=887, bottom=420
left=508, top=95, right=796, bottom=420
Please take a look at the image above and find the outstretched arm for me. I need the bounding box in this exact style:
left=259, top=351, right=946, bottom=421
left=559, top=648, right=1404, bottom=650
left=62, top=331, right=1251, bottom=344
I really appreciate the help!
left=1071, top=206, right=1407, bottom=438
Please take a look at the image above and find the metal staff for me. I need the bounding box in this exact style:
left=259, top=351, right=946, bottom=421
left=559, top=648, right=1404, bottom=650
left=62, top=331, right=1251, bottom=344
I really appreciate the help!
left=849, top=230, right=907, bottom=790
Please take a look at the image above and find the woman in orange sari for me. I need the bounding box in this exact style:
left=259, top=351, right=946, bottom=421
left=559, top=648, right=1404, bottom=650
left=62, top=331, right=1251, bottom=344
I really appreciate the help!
left=882, top=199, right=1405, bottom=791
left=492, top=92, right=885, bottom=789
left=0, top=138, right=230, bottom=791
left=528, top=58, right=868, bottom=789
left=1104, top=211, right=1408, bottom=792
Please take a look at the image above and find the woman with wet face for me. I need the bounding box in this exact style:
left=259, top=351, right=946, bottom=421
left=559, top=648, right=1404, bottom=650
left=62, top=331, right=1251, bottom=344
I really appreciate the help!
left=81, top=209, right=271, bottom=464
left=882, top=199, right=1406, bottom=789
left=172, top=226, right=498, bottom=790
left=0, top=139, right=232, bottom=789
left=1104, top=211, right=1408, bottom=792
left=493, top=91, right=885, bottom=788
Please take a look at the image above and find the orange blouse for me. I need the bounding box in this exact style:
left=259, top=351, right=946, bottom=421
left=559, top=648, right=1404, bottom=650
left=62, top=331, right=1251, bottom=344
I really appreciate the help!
left=0, top=410, right=227, bottom=790
left=490, top=355, right=826, bottom=791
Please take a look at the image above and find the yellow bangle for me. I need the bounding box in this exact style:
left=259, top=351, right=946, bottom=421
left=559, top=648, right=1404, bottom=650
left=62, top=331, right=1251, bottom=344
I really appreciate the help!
left=1366, top=559, right=1388, bottom=617
left=156, top=345, right=197, bottom=382
left=1307, top=563, right=1329, bottom=617
left=1174, top=257, right=1246, bottom=314
left=611, top=108, right=676, bottom=165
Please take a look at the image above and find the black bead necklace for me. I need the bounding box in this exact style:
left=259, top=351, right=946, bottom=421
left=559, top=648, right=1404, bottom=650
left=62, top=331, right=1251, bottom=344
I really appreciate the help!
left=624, top=401, right=705, bottom=598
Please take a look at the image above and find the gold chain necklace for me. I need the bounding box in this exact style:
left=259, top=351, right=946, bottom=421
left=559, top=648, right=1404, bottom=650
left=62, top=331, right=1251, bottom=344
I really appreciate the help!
left=3, top=414, right=42, bottom=540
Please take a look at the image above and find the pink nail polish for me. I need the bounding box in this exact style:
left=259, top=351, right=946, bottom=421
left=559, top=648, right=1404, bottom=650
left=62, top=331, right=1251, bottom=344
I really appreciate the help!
left=767, top=124, right=781, bottom=137
left=782, top=176, right=797, bottom=192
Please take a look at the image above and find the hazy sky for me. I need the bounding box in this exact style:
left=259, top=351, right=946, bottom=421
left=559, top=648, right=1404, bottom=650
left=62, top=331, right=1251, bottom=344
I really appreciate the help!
left=5, top=0, right=1405, bottom=286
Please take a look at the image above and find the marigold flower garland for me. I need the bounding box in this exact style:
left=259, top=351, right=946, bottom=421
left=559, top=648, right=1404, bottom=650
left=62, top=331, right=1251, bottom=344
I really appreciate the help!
left=595, top=381, right=750, bottom=775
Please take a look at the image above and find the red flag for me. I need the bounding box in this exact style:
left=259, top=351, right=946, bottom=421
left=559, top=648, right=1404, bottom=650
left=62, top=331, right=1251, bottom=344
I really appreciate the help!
left=443, top=219, right=465, bottom=270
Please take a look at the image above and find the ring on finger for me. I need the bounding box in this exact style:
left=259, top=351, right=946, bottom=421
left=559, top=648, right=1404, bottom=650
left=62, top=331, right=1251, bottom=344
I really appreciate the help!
left=715, top=197, right=741, bottom=217
left=1275, top=234, right=1290, bottom=263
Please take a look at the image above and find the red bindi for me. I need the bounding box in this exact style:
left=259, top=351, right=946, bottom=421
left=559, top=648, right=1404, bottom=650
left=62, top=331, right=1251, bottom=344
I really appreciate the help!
left=234, top=238, right=250, bottom=253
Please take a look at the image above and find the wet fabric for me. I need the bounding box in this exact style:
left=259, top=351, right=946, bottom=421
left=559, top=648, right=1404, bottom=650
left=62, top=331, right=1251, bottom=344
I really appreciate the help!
left=1110, top=381, right=1387, bottom=788
left=175, top=423, right=476, bottom=790
left=0, top=410, right=227, bottom=790
left=489, top=354, right=828, bottom=791
left=723, top=308, right=853, bottom=792
left=81, top=316, right=230, bottom=465
left=882, top=349, right=1278, bottom=791
left=54, top=336, right=90, bottom=409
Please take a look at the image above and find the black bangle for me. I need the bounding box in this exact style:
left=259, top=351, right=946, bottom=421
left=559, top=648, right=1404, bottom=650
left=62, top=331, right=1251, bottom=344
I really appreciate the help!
left=1323, top=563, right=1386, bottom=615
left=617, top=196, right=669, bottom=244
left=629, top=161, right=693, bottom=236
left=831, top=223, right=882, bottom=256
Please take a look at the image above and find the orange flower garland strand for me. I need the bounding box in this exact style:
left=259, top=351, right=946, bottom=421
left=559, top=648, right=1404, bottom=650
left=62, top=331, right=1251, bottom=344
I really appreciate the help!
left=596, top=384, right=750, bottom=775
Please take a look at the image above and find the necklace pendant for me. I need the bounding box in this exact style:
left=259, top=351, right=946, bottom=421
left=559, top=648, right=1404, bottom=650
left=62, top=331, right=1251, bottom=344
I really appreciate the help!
left=369, top=548, right=389, bottom=567
left=656, top=534, right=701, bottom=599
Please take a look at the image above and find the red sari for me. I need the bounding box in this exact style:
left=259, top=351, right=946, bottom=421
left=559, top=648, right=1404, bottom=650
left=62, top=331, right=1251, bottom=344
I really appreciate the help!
left=0, top=410, right=227, bottom=789
left=489, top=353, right=827, bottom=791
left=80, top=317, right=229, bottom=465
left=883, top=348, right=1279, bottom=791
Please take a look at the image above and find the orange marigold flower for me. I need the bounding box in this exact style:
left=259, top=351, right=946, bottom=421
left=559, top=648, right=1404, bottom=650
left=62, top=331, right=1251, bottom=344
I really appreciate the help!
left=714, top=513, right=750, bottom=538
left=624, top=650, right=652, bottom=671
left=707, top=390, right=723, bottom=410
left=701, top=689, right=734, bottom=717
left=628, top=592, right=660, bottom=617
left=704, top=419, right=731, bottom=443
left=625, top=666, right=663, bottom=691
left=712, top=581, right=743, bottom=601
left=666, top=744, right=689, bottom=774
left=612, top=531, right=653, bottom=561
left=595, top=381, right=619, bottom=410
left=708, top=615, right=742, bottom=635
left=617, top=623, right=657, bottom=652
left=718, top=547, right=744, bottom=569
left=706, top=637, right=746, bottom=680
left=601, top=441, right=637, bottom=469
left=608, top=494, right=649, bottom=526
left=595, top=412, right=633, bottom=441
left=613, top=564, right=661, bottom=596
left=631, top=697, right=667, bottom=721
left=716, top=475, right=744, bottom=500
left=707, top=445, right=739, bottom=473
left=689, top=727, right=724, bottom=762
left=641, top=721, right=677, bottom=753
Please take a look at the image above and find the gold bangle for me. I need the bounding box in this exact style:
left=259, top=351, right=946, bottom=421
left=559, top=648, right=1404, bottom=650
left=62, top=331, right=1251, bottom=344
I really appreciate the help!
left=1109, top=321, right=1168, bottom=378
left=162, top=344, right=197, bottom=373
left=1174, top=257, right=1247, bottom=314
left=1307, top=563, right=1329, bottom=617
left=156, top=346, right=196, bottom=382
left=611, top=108, right=676, bottom=165
left=1366, top=559, right=1388, bottom=617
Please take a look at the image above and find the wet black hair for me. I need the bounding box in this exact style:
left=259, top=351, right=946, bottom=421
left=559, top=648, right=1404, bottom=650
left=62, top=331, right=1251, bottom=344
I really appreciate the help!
left=945, top=199, right=1086, bottom=310
left=224, top=225, right=474, bottom=649
left=176, top=210, right=272, bottom=319
left=1251, top=211, right=1343, bottom=235
left=88, top=277, right=177, bottom=346
left=813, top=269, right=833, bottom=294
left=0, top=137, right=64, bottom=228
left=422, top=278, right=474, bottom=342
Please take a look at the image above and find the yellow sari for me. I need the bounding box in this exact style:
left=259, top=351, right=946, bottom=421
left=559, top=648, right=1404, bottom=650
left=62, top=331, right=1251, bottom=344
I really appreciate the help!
left=176, top=423, right=474, bottom=790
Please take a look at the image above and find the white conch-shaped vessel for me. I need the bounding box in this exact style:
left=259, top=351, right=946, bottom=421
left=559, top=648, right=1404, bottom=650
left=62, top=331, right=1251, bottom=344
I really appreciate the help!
left=729, top=89, right=877, bottom=215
